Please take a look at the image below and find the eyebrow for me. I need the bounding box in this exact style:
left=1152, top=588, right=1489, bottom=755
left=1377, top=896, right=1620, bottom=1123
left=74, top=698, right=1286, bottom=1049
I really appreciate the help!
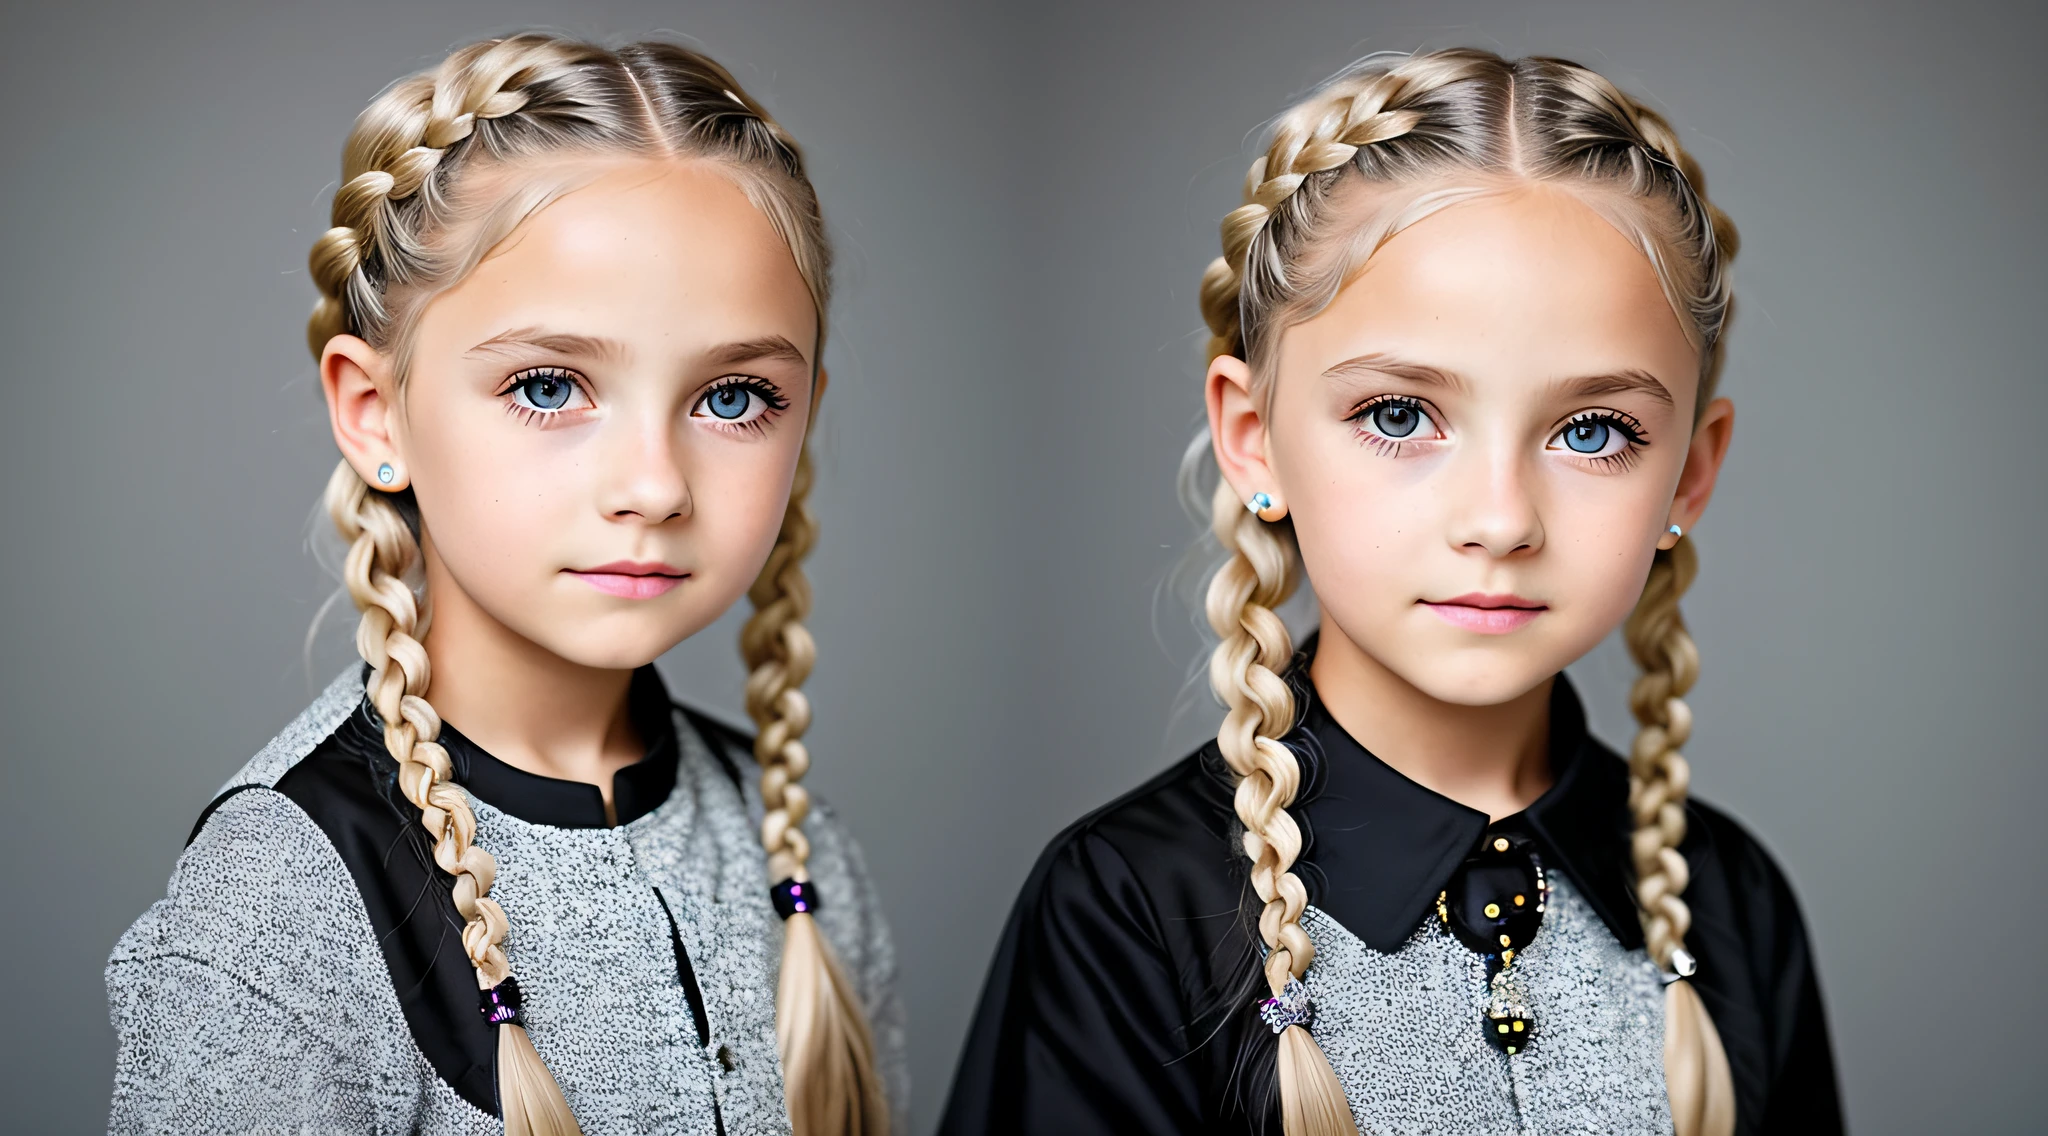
left=465, top=327, right=630, bottom=363
left=1322, top=352, right=1469, bottom=392
left=1323, top=352, right=1674, bottom=407
left=705, top=335, right=811, bottom=369
left=1545, top=368, right=1675, bottom=408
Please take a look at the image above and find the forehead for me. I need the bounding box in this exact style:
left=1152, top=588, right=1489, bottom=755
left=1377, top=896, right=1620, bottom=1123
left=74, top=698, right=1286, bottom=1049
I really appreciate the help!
left=1278, top=183, right=1699, bottom=401
left=418, top=158, right=819, bottom=361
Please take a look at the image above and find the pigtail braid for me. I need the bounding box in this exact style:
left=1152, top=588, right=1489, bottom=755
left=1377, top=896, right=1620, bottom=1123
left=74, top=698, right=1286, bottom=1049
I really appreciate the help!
left=322, top=460, right=579, bottom=1135
left=1623, top=536, right=1735, bottom=1136
left=1202, top=478, right=1357, bottom=1136
left=741, top=446, right=887, bottom=1136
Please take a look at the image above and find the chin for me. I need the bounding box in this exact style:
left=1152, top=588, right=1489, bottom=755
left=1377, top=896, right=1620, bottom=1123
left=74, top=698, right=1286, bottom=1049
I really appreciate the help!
left=1392, top=651, right=1558, bottom=709
left=522, top=618, right=697, bottom=673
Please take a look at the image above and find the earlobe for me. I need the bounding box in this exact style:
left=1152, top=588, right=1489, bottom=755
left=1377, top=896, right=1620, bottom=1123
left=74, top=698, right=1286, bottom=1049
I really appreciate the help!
left=320, top=334, right=408, bottom=490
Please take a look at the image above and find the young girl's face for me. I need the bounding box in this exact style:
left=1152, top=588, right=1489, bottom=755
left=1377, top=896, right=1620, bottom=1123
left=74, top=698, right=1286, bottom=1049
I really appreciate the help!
left=1211, top=184, right=1733, bottom=706
left=328, top=161, right=820, bottom=670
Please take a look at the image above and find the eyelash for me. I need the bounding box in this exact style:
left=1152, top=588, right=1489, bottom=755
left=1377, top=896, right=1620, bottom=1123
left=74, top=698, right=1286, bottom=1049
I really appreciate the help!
left=692, top=376, right=791, bottom=437
left=497, top=366, right=590, bottom=427
left=1348, top=394, right=1442, bottom=457
left=1551, top=409, right=1651, bottom=472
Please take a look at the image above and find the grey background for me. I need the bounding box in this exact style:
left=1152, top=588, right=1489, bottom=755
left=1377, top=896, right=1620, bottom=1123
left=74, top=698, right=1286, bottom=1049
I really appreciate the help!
left=2, top=0, right=2040, bottom=1132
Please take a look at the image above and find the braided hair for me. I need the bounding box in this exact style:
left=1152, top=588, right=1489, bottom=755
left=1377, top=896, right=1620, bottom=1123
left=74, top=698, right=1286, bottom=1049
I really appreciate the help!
left=1190, top=49, right=1739, bottom=1136
left=309, top=32, right=882, bottom=1136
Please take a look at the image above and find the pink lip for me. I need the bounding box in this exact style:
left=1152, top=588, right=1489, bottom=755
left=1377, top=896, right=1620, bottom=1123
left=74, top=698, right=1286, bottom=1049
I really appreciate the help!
left=565, top=560, right=688, bottom=600
left=1421, top=592, right=1547, bottom=634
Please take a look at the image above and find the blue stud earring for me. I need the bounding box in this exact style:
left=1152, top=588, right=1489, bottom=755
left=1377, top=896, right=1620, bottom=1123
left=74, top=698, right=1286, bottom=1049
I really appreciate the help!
left=376, top=462, right=396, bottom=486
left=1667, top=523, right=1683, bottom=538
left=1248, top=492, right=1274, bottom=516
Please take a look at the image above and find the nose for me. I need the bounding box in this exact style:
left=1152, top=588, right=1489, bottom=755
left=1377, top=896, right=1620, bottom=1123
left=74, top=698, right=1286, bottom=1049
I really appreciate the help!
left=1443, top=437, right=1543, bottom=558
left=599, top=413, right=691, bottom=524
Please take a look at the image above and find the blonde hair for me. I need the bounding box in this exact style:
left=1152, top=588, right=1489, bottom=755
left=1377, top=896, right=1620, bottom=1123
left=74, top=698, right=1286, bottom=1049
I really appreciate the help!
left=1192, top=48, right=1740, bottom=1136
left=310, top=32, right=883, bottom=1136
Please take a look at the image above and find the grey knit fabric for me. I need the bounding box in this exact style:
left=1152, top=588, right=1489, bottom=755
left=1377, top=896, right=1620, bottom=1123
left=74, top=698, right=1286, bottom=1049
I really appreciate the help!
left=107, top=666, right=907, bottom=1135
left=1301, top=873, right=1672, bottom=1135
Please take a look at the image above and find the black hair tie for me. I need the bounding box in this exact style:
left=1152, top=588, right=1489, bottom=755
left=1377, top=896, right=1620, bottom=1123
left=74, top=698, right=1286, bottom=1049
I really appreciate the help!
left=770, top=877, right=821, bottom=920
left=478, top=975, right=527, bottom=1027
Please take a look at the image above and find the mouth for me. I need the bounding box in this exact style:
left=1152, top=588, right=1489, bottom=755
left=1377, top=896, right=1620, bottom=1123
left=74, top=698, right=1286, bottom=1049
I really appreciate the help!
left=564, top=560, right=689, bottom=600
left=1420, top=592, right=1547, bottom=635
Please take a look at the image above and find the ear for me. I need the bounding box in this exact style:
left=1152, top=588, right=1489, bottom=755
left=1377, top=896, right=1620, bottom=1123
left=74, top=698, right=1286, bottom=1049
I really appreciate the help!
left=319, top=335, right=408, bottom=489
left=1664, top=396, right=1735, bottom=543
left=1205, top=354, right=1278, bottom=513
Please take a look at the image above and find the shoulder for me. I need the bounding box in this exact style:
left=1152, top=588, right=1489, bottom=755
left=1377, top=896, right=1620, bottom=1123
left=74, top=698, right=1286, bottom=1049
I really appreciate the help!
left=1679, top=793, right=1819, bottom=959
left=1018, top=745, right=1243, bottom=952
left=1683, top=795, right=1809, bottom=918
left=214, top=666, right=369, bottom=794
left=114, top=784, right=374, bottom=977
left=670, top=700, right=753, bottom=798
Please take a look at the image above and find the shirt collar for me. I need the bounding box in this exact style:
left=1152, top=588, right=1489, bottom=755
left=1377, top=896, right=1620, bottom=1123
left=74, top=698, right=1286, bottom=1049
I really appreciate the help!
left=344, top=664, right=681, bottom=829
left=1288, top=656, right=1642, bottom=953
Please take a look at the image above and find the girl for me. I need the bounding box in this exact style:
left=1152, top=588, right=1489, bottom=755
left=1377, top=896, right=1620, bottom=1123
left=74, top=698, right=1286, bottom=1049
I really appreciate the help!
left=941, top=48, right=1839, bottom=1135
left=107, top=33, right=902, bottom=1136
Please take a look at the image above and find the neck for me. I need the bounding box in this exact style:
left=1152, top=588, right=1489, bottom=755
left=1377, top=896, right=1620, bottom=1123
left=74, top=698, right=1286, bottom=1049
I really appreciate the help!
left=414, top=538, right=644, bottom=816
left=1307, top=615, right=1554, bottom=821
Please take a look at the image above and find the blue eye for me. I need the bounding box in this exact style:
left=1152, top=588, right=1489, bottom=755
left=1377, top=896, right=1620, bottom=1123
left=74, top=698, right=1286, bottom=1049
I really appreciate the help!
left=1547, top=411, right=1646, bottom=466
left=1372, top=402, right=1422, bottom=438
left=1564, top=421, right=1609, bottom=453
left=503, top=369, right=588, bottom=419
left=707, top=386, right=752, bottom=420
left=693, top=378, right=789, bottom=429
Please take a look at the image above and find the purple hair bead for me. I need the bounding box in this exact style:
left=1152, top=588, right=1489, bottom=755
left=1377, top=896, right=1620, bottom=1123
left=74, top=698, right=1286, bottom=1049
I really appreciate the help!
left=478, top=976, right=526, bottom=1027
left=770, top=877, right=821, bottom=920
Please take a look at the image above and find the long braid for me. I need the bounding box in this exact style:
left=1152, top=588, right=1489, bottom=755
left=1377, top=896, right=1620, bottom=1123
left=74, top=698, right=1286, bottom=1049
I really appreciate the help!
left=741, top=446, right=887, bottom=1136
left=1624, top=539, right=1736, bottom=1135
left=1201, top=481, right=1359, bottom=1135
left=1194, top=48, right=1744, bottom=1135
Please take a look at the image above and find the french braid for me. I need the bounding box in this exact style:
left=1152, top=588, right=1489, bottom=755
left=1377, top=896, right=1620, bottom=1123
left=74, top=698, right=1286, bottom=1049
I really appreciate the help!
left=1194, top=49, right=1739, bottom=1135
left=308, top=32, right=878, bottom=1136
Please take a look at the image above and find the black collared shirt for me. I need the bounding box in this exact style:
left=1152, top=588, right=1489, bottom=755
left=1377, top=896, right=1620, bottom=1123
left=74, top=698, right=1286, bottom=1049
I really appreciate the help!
left=938, top=661, right=1843, bottom=1135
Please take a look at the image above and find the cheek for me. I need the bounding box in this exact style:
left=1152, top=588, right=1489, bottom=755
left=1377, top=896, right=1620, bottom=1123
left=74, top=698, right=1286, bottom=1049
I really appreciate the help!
left=1537, top=464, right=1669, bottom=622
left=402, top=399, right=583, bottom=587
left=688, top=437, right=804, bottom=583
left=1274, top=427, right=1434, bottom=596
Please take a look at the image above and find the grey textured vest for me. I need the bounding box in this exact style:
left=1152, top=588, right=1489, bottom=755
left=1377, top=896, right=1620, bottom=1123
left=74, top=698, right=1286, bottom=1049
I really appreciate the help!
left=107, top=666, right=907, bottom=1135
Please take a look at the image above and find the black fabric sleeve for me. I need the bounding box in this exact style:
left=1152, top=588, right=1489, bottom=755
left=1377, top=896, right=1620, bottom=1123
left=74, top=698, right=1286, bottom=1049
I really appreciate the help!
left=938, top=823, right=1210, bottom=1136
left=1685, top=800, right=1845, bottom=1136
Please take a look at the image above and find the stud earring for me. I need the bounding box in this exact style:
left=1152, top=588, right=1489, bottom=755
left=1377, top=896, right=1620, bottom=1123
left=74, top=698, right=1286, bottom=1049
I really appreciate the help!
left=1667, top=523, right=1683, bottom=538
left=1246, top=492, right=1287, bottom=522
left=376, top=462, right=397, bottom=486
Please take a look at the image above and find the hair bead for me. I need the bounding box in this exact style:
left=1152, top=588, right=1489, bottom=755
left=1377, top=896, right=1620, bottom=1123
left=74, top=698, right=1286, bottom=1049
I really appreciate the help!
left=479, top=976, right=528, bottom=1026
left=1258, top=977, right=1317, bottom=1034
left=770, top=877, right=821, bottom=919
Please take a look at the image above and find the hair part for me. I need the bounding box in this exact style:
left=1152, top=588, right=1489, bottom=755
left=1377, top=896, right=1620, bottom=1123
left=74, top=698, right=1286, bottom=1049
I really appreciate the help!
left=311, top=32, right=879, bottom=1136
left=1191, top=47, right=1739, bottom=1136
